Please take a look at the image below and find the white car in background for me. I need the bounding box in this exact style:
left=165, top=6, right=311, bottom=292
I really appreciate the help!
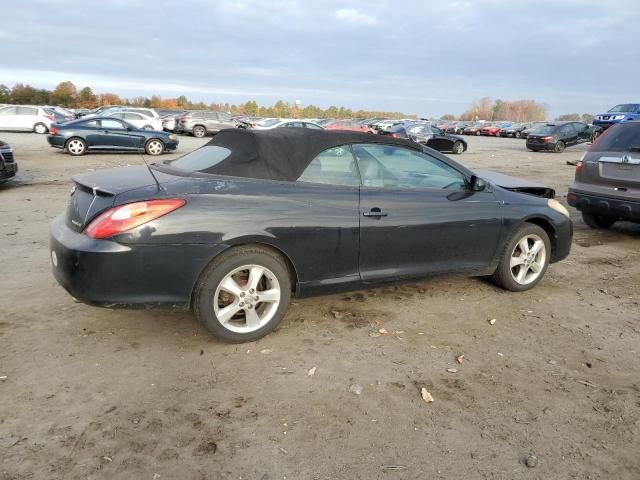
left=106, top=112, right=163, bottom=131
left=252, top=119, right=325, bottom=130
left=0, top=105, right=54, bottom=133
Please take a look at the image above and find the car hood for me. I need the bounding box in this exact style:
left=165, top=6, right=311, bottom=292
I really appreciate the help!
left=475, top=169, right=555, bottom=198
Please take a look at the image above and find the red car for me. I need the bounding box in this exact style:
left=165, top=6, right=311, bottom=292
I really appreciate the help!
left=323, top=120, right=373, bottom=133
left=480, top=123, right=501, bottom=136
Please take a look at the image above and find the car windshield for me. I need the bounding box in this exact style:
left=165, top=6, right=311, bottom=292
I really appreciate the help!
left=591, top=123, right=640, bottom=152
left=608, top=104, right=639, bottom=113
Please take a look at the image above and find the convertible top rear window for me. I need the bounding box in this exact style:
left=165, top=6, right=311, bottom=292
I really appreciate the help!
left=170, top=146, right=232, bottom=171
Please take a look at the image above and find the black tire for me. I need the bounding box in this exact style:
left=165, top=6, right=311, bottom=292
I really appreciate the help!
left=193, top=245, right=292, bottom=343
left=554, top=140, right=565, bottom=153
left=65, top=137, right=87, bottom=156
left=582, top=211, right=617, bottom=229
left=144, top=138, right=165, bottom=156
left=34, top=122, right=48, bottom=134
left=452, top=141, right=464, bottom=154
left=528, top=148, right=539, bottom=152
left=193, top=125, right=207, bottom=138
left=490, top=223, right=551, bottom=292
left=515, top=131, right=521, bottom=138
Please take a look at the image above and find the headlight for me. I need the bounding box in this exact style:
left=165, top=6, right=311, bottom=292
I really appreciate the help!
left=169, top=134, right=177, bottom=141
left=548, top=199, right=570, bottom=217
left=613, top=115, right=625, bottom=120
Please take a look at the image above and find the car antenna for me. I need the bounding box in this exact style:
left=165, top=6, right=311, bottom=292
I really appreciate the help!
left=120, top=115, right=166, bottom=192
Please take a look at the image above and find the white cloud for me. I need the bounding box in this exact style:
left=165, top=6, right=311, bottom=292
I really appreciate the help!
left=334, top=8, right=378, bottom=26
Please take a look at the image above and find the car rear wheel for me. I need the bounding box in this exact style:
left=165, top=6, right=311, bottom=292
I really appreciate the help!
left=145, top=139, right=164, bottom=155
left=554, top=140, right=565, bottom=153
left=582, top=211, right=617, bottom=229
left=476, top=130, right=481, bottom=136
left=193, top=245, right=292, bottom=343
left=65, top=137, right=87, bottom=156
left=452, top=141, right=464, bottom=154
left=34, top=123, right=48, bottom=134
left=193, top=125, right=207, bottom=138
left=490, top=224, right=550, bottom=292
left=515, top=131, right=521, bottom=138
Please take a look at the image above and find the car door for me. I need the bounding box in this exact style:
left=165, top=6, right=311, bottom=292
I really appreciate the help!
left=354, top=144, right=503, bottom=281
left=286, top=145, right=361, bottom=289
left=17, top=106, right=38, bottom=130
left=559, top=124, right=578, bottom=146
left=0, top=106, right=18, bottom=130
left=95, top=118, right=134, bottom=149
left=574, top=123, right=592, bottom=144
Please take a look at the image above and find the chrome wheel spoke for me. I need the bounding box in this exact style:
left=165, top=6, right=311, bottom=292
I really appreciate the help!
left=258, top=288, right=280, bottom=304
left=515, top=265, right=528, bottom=283
left=510, top=255, right=525, bottom=268
left=248, top=266, right=265, bottom=290
left=217, top=303, right=241, bottom=324
left=530, top=261, right=543, bottom=273
left=530, top=240, right=543, bottom=255
left=220, top=276, right=243, bottom=298
left=518, top=238, right=530, bottom=254
left=244, top=308, right=261, bottom=329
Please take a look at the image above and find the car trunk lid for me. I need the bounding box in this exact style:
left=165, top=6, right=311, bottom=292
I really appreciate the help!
left=66, top=165, right=175, bottom=232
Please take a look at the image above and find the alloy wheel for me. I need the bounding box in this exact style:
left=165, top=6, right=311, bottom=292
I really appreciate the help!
left=34, top=123, right=48, bottom=134
left=67, top=139, right=85, bottom=155
left=146, top=140, right=164, bottom=155
left=193, top=126, right=206, bottom=138
left=452, top=141, right=464, bottom=154
left=213, top=265, right=281, bottom=333
left=509, top=234, right=546, bottom=285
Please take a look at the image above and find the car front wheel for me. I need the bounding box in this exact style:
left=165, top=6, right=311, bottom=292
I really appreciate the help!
left=145, top=139, right=164, bottom=155
left=194, top=245, right=292, bottom=343
left=582, top=211, right=617, bottom=229
left=554, top=140, right=565, bottom=153
left=490, top=224, right=551, bottom=292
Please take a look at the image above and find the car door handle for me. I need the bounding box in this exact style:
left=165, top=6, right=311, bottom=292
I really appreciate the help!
left=363, top=208, right=388, bottom=217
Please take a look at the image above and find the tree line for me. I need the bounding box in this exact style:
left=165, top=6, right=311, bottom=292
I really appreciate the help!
left=0, top=81, right=412, bottom=120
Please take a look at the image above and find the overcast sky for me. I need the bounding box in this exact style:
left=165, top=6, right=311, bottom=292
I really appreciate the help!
left=1, top=0, right=638, bottom=117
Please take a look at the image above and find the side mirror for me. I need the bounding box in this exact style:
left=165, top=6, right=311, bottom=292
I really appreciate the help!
left=468, top=175, right=487, bottom=192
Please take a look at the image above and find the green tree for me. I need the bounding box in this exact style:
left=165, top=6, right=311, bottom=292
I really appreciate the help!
left=76, top=87, right=97, bottom=108
left=0, top=84, right=9, bottom=103
left=440, top=114, right=456, bottom=120
left=50, top=81, right=77, bottom=106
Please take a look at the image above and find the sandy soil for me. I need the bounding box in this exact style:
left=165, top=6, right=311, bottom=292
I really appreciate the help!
left=1, top=132, right=639, bottom=480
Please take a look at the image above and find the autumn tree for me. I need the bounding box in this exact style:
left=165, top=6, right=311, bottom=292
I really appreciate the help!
left=50, top=81, right=77, bottom=106
left=76, top=87, right=98, bottom=108
left=98, top=93, right=123, bottom=106
left=0, top=84, right=9, bottom=103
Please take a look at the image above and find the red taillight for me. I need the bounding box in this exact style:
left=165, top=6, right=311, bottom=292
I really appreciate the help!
left=567, top=192, right=577, bottom=203
left=575, top=160, right=584, bottom=174
left=542, top=136, right=554, bottom=142
left=50, top=127, right=58, bottom=135
left=390, top=133, right=399, bottom=138
left=84, top=199, right=186, bottom=239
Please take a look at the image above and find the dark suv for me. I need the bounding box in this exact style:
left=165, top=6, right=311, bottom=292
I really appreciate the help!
left=526, top=122, right=599, bottom=153
left=174, top=111, right=237, bottom=137
left=567, top=121, right=640, bottom=228
left=0, top=140, right=17, bottom=184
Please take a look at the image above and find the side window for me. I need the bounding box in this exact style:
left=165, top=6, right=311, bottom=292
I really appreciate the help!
left=17, top=107, right=37, bottom=115
left=100, top=119, right=125, bottom=129
left=284, top=122, right=304, bottom=128
left=305, top=123, right=323, bottom=130
left=297, top=145, right=359, bottom=187
left=205, top=112, right=218, bottom=120
left=218, top=112, right=232, bottom=122
left=81, top=120, right=98, bottom=128
left=0, top=107, right=17, bottom=115
left=192, top=112, right=204, bottom=119
left=352, top=144, right=466, bottom=190
left=111, top=113, right=125, bottom=119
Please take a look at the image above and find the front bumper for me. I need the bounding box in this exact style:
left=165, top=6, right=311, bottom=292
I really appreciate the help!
left=0, top=162, right=17, bottom=182
left=164, top=140, right=179, bottom=151
left=568, top=189, right=640, bottom=221
left=49, top=214, right=226, bottom=309
left=526, top=140, right=554, bottom=151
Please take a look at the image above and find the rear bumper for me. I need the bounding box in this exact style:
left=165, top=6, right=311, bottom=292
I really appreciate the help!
left=47, top=135, right=66, bottom=148
left=568, top=189, right=640, bottom=221
left=49, top=214, right=227, bottom=309
left=164, top=140, right=179, bottom=151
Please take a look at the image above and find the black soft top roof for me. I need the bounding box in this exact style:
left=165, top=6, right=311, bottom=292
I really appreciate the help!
left=198, top=128, right=422, bottom=181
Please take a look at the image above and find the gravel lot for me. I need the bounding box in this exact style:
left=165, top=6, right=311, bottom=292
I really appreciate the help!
left=1, top=132, right=639, bottom=480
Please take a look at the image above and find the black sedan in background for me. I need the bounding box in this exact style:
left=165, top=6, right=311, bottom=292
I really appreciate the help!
left=0, top=140, right=17, bottom=184
left=526, top=122, right=600, bottom=153
left=46, top=117, right=179, bottom=156
left=50, top=129, right=572, bottom=343
left=382, top=123, right=467, bottom=154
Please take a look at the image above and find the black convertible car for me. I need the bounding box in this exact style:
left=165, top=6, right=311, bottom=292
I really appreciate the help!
left=46, top=117, right=179, bottom=156
left=50, top=129, right=572, bottom=342
left=382, top=123, right=467, bottom=154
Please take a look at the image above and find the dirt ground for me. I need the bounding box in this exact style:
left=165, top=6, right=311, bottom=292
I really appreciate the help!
left=1, top=132, right=639, bottom=480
